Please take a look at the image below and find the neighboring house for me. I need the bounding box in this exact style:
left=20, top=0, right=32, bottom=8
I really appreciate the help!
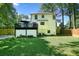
left=31, top=12, right=56, bottom=35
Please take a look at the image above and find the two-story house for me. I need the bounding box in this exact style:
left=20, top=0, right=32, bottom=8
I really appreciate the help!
left=31, top=12, right=56, bottom=35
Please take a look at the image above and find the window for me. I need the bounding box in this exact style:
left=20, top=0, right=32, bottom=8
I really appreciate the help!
left=35, top=15, right=37, bottom=19
left=42, top=15, right=44, bottom=18
left=47, top=30, right=50, bottom=33
left=40, top=22, right=45, bottom=25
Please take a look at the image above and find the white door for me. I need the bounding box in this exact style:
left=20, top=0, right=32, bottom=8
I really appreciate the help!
left=27, top=30, right=37, bottom=37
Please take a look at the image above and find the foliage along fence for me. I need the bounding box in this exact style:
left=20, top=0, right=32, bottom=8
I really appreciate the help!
left=56, top=27, right=61, bottom=35
left=0, top=29, right=15, bottom=35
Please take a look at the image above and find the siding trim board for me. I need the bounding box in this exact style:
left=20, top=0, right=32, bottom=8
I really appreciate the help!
left=31, top=12, right=53, bottom=15
left=37, top=20, right=48, bottom=21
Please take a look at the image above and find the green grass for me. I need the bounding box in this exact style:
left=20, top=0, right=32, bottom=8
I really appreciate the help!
left=1, top=36, right=79, bottom=56
left=0, top=37, right=51, bottom=56
left=0, top=37, right=65, bottom=56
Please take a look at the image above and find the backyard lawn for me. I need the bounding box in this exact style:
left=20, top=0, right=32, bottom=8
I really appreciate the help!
left=0, top=37, right=50, bottom=56
left=0, top=36, right=79, bottom=56
left=42, top=36, right=79, bottom=56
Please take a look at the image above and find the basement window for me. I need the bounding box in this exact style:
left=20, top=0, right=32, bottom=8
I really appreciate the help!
left=47, top=30, right=50, bottom=33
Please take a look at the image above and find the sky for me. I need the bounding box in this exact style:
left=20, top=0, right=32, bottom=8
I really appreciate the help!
left=13, top=3, right=41, bottom=15
left=13, top=3, right=69, bottom=25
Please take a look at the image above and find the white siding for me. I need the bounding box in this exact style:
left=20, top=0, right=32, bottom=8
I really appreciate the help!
left=31, top=14, right=56, bottom=35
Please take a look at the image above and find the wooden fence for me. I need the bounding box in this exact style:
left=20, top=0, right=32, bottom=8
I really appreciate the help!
left=63, top=29, right=72, bottom=36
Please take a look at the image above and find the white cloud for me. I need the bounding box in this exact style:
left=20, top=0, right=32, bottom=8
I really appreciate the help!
left=13, top=3, right=19, bottom=6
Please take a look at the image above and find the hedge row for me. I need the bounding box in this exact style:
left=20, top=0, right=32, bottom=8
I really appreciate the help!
left=0, top=29, right=15, bottom=35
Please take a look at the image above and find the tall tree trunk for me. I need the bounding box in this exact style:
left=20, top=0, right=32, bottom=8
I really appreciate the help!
left=74, top=4, right=76, bottom=28
left=68, top=3, right=72, bottom=29
left=69, top=15, right=72, bottom=28
left=72, top=4, right=76, bottom=29
left=61, top=9, right=64, bottom=34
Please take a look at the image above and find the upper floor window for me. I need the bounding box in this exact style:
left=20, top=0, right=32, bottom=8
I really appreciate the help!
left=42, top=15, right=44, bottom=18
left=35, top=15, right=38, bottom=19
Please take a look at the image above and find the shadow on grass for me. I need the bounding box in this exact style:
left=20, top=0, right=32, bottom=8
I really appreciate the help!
left=56, top=41, right=79, bottom=56
left=0, top=37, right=65, bottom=56
left=67, top=41, right=79, bottom=56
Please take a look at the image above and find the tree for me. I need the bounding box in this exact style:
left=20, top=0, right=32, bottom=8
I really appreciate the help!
left=66, top=3, right=79, bottom=29
left=41, top=3, right=57, bottom=12
left=0, top=3, right=17, bottom=28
